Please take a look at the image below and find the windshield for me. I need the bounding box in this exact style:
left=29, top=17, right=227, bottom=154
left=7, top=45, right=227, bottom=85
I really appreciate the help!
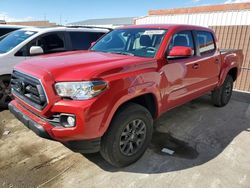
left=0, top=30, right=36, bottom=54
left=91, top=28, right=167, bottom=58
left=0, top=34, right=8, bottom=42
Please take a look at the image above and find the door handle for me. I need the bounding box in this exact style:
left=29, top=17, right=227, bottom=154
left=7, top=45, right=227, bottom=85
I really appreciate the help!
left=192, top=63, right=199, bottom=69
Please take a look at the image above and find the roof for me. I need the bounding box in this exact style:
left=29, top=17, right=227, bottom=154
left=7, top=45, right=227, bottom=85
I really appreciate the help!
left=18, top=26, right=110, bottom=33
left=149, top=2, right=250, bottom=15
left=69, top=17, right=135, bottom=26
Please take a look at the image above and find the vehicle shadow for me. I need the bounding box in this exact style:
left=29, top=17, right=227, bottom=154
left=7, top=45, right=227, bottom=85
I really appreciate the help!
left=83, top=92, right=250, bottom=174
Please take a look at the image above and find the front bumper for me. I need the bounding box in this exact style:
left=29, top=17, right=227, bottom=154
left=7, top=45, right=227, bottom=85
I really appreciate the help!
left=8, top=101, right=101, bottom=153
left=9, top=102, right=52, bottom=140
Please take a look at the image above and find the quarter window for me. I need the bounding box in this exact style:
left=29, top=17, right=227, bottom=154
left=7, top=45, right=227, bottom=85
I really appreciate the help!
left=197, top=31, right=215, bottom=55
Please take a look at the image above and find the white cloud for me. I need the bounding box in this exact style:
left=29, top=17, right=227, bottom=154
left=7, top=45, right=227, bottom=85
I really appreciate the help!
left=224, top=0, right=250, bottom=4
left=0, top=12, right=33, bottom=22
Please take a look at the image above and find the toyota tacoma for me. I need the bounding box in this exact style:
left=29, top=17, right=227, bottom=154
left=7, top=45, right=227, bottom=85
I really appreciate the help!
left=9, top=24, right=243, bottom=167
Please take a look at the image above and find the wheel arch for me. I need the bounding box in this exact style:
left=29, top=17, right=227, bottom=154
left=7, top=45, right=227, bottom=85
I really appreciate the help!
left=99, top=92, right=159, bottom=137
left=113, top=93, right=158, bottom=119
left=218, top=66, right=238, bottom=87
left=227, top=67, right=238, bottom=82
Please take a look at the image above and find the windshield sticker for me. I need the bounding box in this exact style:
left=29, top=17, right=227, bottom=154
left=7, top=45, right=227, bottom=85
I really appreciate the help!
left=143, top=30, right=165, bottom=35
left=25, top=31, right=35, bottom=35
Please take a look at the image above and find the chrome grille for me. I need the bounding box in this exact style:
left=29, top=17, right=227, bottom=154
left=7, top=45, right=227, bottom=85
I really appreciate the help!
left=11, top=71, right=47, bottom=110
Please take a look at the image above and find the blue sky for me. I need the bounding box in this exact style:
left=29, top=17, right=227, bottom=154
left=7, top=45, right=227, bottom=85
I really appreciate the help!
left=0, top=0, right=248, bottom=24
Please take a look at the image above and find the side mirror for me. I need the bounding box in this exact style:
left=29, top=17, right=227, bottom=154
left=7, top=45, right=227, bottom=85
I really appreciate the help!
left=168, top=46, right=192, bottom=58
left=30, top=46, right=44, bottom=56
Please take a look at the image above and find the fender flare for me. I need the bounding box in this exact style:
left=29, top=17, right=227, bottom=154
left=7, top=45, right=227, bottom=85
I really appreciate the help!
left=98, top=89, right=161, bottom=136
left=218, top=64, right=238, bottom=87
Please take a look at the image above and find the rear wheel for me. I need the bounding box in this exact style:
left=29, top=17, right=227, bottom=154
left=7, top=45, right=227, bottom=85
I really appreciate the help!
left=211, top=75, right=233, bottom=107
left=100, top=103, right=153, bottom=167
left=0, top=75, right=12, bottom=109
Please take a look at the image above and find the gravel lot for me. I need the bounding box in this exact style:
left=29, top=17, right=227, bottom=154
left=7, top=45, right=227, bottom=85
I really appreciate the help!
left=0, top=92, right=249, bottom=188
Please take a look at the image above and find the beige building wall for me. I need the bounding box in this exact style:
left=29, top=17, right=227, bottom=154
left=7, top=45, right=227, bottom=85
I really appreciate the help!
left=6, top=21, right=57, bottom=27
left=210, top=25, right=250, bottom=92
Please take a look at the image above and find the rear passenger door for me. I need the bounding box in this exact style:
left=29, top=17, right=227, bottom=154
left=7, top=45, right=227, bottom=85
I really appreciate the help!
left=194, top=30, right=220, bottom=90
left=68, top=32, right=105, bottom=50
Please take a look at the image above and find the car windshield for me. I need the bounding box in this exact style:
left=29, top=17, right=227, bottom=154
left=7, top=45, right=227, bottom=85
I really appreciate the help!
left=0, top=30, right=36, bottom=54
left=0, top=34, right=8, bottom=42
left=91, top=28, right=167, bottom=58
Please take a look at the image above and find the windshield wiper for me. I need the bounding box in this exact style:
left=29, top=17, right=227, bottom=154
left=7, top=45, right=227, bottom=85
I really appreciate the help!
left=91, top=50, right=135, bottom=56
left=110, top=51, right=135, bottom=56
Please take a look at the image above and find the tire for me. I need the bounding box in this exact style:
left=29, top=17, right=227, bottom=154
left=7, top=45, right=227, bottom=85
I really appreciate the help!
left=100, top=103, right=153, bottom=167
left=0, top=75, right=12, bottom=109
left=211, top=75, right=233, bottom=107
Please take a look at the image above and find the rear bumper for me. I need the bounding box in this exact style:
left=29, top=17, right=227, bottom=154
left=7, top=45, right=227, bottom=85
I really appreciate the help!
left=8, top=101, right=101, bottom=153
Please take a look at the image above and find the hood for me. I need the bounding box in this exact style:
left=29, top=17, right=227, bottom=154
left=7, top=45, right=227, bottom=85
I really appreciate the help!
left=15, top=51, right=153, bottom=81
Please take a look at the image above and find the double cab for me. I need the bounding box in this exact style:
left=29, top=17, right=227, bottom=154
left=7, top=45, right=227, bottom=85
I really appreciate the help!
left=9, top=24, right=243, bottom=167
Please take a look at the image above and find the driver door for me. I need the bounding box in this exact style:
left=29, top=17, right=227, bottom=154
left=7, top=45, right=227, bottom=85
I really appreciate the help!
left=160, top=30, right=203, bottom=110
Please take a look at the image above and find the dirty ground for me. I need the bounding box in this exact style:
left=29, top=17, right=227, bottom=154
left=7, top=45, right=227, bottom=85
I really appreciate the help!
left=0, top=92, right=249, bottom=188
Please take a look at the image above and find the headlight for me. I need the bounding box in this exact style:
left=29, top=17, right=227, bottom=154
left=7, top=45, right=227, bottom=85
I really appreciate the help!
left=55, top=81, right=108, bottom=100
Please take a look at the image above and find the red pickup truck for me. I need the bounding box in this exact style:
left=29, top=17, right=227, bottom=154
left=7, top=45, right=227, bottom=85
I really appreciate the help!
left=9, top=24, right=243, bottom=167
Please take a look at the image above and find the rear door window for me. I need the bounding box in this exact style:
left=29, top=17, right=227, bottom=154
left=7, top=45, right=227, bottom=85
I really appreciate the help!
left=69, top=32, right=105, bottom=50
left=196, top=31, right=215, bottom=55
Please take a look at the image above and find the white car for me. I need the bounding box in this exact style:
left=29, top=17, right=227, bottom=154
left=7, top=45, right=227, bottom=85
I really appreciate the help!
left=0, top=24, right=26, bottom=37
left=0, top=26, right=110, bottom=108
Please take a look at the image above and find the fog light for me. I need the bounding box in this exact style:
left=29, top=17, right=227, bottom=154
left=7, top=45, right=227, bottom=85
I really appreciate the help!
left=67, top=116, right=75, bottom=127
left=60, top=114, right=76, bottom=128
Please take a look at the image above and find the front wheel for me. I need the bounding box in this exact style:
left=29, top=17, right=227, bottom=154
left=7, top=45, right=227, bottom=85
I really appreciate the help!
left=0, top=76, right=12, bottom=109
left=211, top=75, right=233, bottom=107
left=100, top=103, right=153, bottom=167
